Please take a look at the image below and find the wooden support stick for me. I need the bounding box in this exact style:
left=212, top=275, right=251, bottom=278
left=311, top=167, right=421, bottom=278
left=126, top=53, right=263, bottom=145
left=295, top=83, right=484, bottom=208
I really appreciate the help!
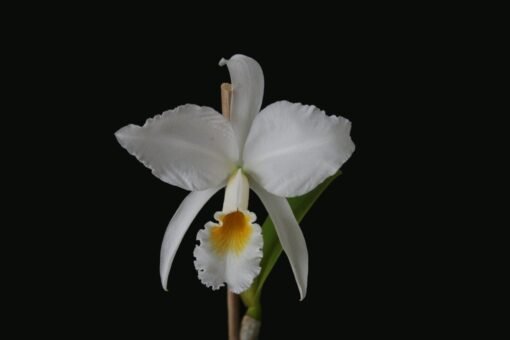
left=221, top=82, right=240, bottom=340
left=221, top=83, right=232, bottom=120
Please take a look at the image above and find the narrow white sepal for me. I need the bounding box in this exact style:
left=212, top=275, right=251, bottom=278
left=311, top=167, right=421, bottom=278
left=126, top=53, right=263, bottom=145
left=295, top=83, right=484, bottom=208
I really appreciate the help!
left=219, top=54, right=264, bottom=155
left=160, top=187, right=221, bottom=291
left=251, top=181, right=308, bottom=300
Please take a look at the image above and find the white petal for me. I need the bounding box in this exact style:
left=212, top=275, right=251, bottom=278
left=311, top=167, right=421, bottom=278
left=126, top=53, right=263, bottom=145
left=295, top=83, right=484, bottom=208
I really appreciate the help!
left=251, top=182, right=308, bottom=300
left=219, top=55, right=264, bottom=153
left=243, top=101, right=355, bottom=197
left=160, top=187, right=221, bottom=291
left=115, top=104, right=239, bottom=191
left=194, top=211, right=262, bottom=294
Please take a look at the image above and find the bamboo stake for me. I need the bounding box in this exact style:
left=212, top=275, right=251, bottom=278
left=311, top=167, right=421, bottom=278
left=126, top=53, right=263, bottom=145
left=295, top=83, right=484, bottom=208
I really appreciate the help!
left=221, top=83, right=240, bottom=340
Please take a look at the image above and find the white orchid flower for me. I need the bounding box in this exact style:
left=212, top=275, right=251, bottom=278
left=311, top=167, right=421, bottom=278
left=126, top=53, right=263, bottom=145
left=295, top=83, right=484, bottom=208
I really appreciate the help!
left=115, top=54, right=354, bottom=300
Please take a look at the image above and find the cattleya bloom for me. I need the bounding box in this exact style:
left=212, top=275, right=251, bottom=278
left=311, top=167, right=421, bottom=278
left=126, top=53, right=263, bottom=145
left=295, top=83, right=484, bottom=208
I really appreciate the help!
left=115, top=55, right=354, bottom=299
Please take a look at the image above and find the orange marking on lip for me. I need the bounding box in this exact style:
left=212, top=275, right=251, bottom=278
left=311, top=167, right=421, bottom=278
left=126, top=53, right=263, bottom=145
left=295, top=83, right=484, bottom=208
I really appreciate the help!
left=210, top=211, right=252, bottom=255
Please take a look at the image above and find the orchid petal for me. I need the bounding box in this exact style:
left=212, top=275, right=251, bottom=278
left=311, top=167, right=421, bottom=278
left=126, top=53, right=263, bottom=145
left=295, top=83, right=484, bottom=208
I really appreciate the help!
left=160, top=187, right=221, bottom=291
left=243, top=101, right=354, bottom=197
left=115, top=104, right=238, bottom=191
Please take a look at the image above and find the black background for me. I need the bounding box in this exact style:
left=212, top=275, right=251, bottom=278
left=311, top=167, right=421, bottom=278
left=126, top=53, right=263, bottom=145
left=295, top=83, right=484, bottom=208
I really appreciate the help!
left=12, top=10, right=449, bottom=338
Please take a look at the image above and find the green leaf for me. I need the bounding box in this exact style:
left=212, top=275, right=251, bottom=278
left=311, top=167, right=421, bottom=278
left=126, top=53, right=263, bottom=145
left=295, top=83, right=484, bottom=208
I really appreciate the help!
left=240, top=172, right=341, bottom=320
